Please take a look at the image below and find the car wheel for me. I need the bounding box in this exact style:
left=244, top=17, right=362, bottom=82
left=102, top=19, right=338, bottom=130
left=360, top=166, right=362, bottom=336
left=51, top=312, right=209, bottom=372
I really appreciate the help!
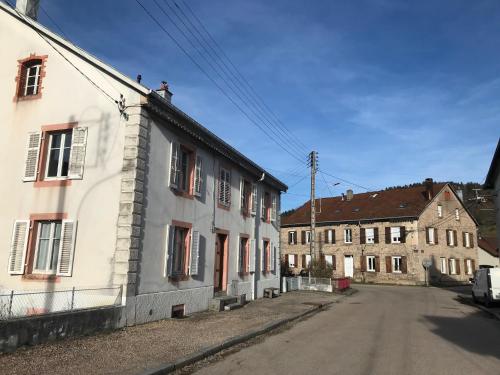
left=472, top=292, right=477, bottom=303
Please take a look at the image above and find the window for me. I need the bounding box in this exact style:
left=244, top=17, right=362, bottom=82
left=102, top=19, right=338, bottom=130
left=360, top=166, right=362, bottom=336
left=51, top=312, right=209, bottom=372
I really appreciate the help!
left=444, top=191, right=451, bottom=200
left=239, top=237, right=249, bottom=273
left=440, top=258, right=447, bottom=274
left=466, top=259, right=472, bottom=275
left=304, top=254, right=311, bottom=268
left=449, top=258, right=457, bottom=275
left=325, top=255, right=333, bottom=266
left=446, top=230, right=456, bottom=247
left=263, top=240, right=270, bottom=272
left=305, top=231, right=311, bottom=244
left=326, top=229, right=334, bottom=244
left=240, top=179, right=251, bottom=215
left=34, top=221, right=62, bottom=274
left=179, top=149, right=191, bottom=192
left=262, top=192, right=271, bottom=221
left=464, top=232, right=471, bottom=248
left=455, top=208, right=460, bottom=221
left=366, top=228, right=375, bottom=244
left=437, top=205, right=443, bottom=218
left=218, top=167, right=231, bottom=207
left=367, top=255, right=376, bottom=272
left=194, top=156, right=203, bottom=197
left=344, top=228, right=352, bottom=243
left=427, top=227, right=435, bottom=244
left=172, top=227, right=189, bottom=275
left=288, top=254, right=296, bottom=268
left=23, top=127, right=88, bottom=183
left=250, top=184, right=258, bottom=215
left=45, top=131, right=72, bottom=178
left=15, top=56, right=47, bottom=100
left=288, top=231, right=297, bottom=245
left=390, top=227, right=401, bottom=243
left=392, top=256, right=402, bottom=273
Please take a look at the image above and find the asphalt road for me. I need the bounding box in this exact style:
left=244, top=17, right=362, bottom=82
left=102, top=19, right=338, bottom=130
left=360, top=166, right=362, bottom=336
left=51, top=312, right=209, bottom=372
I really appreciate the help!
left=193, top=285, right=500, bottom=375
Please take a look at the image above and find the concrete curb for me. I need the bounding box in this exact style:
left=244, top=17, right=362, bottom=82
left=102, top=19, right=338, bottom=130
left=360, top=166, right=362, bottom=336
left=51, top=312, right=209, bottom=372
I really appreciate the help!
left=457, top=295, right=500, bottom=321
left=141, top=300, right=335, bottom=375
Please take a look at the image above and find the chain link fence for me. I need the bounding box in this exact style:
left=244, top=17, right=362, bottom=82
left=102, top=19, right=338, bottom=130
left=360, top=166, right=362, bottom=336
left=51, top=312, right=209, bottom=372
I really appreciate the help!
left=0, top=286, right=122, bottom=320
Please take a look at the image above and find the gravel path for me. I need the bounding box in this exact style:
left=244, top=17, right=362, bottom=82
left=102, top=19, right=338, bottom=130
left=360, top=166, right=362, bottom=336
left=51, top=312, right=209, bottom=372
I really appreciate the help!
left=0, top=292, right=340, bottom=375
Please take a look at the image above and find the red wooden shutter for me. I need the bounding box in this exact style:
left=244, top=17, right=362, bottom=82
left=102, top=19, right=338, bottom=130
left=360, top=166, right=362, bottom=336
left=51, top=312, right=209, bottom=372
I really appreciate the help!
left=425, top=228, right=430, bottom=244
left=434, top=228, right=439, bottom=244
left=332, top=255, right=336, bottom=270
left=401, top=256, right=407, bottom=274
left=400, top=226, right=406, bottom=243
left=456, top=259, right=461, bottom=275
left=360, top=255, right=366, bottom=272
left=453, top=230, right=458, bottom=247
left=360, top=228, right=366, bottom=244
left=375, top=256, right=380, bottom=272
left=374, top=228, right=379, bottom=243
left=462, top=232, right=466, bottom=247
left=332, top=229, right=336, bottom=244
left=301, top=231, right=306, bottom=244
left=385, top=256, right=392, bottom=273
left=385, top=227, right=391, bottom=244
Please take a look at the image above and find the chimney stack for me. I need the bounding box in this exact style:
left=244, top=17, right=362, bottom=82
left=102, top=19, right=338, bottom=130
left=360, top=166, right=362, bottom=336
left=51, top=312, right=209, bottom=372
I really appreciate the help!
left=424, top=178, right=434, bottom=201
left=16, top=0, right=40, bottom=21
left=346, top=189, right=353, bottom=201
left=155, top=81, right=173, bottom=103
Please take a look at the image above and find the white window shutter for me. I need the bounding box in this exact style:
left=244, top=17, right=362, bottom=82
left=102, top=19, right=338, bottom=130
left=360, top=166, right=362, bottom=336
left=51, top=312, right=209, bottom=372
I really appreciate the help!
left=271, top=194, right=277, bottom=222
left=270, top=242, right=275, bottom=271
left=224, top=170, right=231, bottom=205
left=23, top=132, right=42, bottom=181
left=261, top=240, right=265, bottom=271
left=190, top=230, right=200, bottom=275
left=251, top=184, right=257, bottom=215
left=56, top=220, right=77, bottom=276
left=239, top=178, right=244, bottom=210
left=68, top=127, right=88, bottom=179
left=169, top=142, right=180, bottom=189
left=249, top=239, right=256, bottom=273
left=8, top=220, right=30, bottom=274
left=164, top=224, right=175, bottom=277
left=194, top=155, right=203, bottom=197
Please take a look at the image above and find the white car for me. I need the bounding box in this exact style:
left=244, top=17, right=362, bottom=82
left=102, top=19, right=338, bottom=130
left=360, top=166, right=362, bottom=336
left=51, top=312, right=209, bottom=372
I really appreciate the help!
left=471, top=268, right=500, bottom=307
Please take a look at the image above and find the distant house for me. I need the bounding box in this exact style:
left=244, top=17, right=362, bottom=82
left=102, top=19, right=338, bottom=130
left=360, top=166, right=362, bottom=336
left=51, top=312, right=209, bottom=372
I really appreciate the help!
left=281, top=179, right=479, bottom=285
left=484, top=138, right=500, bottom=254
left=478, top=236, right=499, bottom=268
left=1, top=1, right=286, bottom=325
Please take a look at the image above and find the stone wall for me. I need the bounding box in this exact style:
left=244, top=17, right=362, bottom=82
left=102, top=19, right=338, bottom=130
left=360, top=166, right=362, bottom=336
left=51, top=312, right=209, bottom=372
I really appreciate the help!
left=0, top=306, right=122, bottom=353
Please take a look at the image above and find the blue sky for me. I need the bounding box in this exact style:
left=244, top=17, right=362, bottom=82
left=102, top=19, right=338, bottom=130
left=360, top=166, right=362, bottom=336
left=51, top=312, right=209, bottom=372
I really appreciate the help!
left=29, top=0, right=500, bottom=210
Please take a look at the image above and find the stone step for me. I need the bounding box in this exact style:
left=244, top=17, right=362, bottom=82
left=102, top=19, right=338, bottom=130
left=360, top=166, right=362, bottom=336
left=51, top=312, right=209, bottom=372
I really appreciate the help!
left=224, top=302, right=243, bottom=311
left=209, top=296, right=238, bottom=312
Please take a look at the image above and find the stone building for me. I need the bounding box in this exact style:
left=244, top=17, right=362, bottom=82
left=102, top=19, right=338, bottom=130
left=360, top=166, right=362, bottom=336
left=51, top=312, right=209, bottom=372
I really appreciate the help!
left=1, top=0, right=286, bottom=325
left=281, top=179, right=478, bottom=285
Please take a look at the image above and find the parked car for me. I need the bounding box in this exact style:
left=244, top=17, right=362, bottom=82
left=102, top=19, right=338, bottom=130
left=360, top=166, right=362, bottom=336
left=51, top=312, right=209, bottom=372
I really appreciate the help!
left=471, top=268, right=500, bottom=307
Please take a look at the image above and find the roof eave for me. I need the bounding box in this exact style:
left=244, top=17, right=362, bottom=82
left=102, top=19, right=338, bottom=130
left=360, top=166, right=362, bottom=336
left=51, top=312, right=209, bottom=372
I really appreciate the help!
left=145, top=92, right=288, bottom=192
left=281, top=215, right=419, bottom=228
left=484, top=139, right=500, bottom=189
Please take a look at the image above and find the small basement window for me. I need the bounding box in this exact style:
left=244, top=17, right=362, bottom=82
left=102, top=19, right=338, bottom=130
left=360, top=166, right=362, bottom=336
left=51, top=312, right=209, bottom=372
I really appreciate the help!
left=171, top=304, right=185, bottom=319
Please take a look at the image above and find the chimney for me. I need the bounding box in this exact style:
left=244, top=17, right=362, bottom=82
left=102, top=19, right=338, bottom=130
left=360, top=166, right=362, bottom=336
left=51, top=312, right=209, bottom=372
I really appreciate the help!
left=16, top=0, right=40, bottom=21
left=424, top=178, right=434, bottom=201
left=346, top=189, right=353, bottom=201
left=155, top=81, right=173, bottom=103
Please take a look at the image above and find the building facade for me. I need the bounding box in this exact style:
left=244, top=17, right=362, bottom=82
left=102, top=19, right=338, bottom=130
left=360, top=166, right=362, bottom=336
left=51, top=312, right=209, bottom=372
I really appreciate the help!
left=484, top=139, right=500, bottom=253
left=1, top=1, right=286, bottom=326
left=281, top=180, right=478, bottom=285
left=478, top=236, right=499, bottom=268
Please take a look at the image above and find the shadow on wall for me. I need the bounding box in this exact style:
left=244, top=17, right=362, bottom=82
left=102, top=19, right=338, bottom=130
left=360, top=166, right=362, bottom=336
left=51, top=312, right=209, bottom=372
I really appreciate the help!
left=429, top=255, right=465, bottom=286
left=422, top=310, right=500, bottom=360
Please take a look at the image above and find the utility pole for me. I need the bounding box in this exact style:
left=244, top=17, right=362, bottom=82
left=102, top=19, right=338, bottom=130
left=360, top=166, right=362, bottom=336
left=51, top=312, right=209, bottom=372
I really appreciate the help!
left=309, top=151, right=318, bottom=276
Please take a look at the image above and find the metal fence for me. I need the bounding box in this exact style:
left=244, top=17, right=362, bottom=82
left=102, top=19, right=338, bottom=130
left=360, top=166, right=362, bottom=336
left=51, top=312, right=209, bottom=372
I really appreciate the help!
left=284, top=276, right=333, bottom=293
left=0, top=286, right=122, bottom=320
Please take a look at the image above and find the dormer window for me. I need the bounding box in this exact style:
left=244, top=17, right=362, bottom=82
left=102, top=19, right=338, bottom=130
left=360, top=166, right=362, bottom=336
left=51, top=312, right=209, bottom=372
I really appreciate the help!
left=15, top=55, right=48, bottom=101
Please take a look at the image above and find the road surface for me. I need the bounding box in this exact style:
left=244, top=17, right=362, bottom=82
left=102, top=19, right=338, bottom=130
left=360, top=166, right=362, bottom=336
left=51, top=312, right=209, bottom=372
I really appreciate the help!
left=194, top=284, right=500, bottom=375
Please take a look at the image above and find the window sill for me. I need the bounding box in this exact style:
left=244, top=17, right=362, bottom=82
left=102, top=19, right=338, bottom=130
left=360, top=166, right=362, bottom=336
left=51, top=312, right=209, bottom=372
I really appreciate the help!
left=169, top=274, right=189, bottom=281
left=34, top=179, right=72, bottom=188
left=14, top=93, right=43, bottom=102
left=217, top=202, right=231, bottom=211
left=173, top=189, right=194, bottom=200
left=22, top=274, right=61, bottom=282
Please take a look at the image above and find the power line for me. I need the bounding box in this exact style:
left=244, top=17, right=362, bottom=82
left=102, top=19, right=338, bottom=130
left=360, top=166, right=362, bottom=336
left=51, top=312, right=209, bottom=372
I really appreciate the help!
left=165, top=0, right=310, bottom=156
left=318, top=168, right=373, bottom=191
left=174, top=0, right=310, bottom=154
left=135, top=0, right=307, bottom=165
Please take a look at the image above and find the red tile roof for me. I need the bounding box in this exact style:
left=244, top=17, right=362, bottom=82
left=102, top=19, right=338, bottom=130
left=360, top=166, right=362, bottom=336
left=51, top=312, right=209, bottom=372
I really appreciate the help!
left=478, top=236, right=499, bottom=258
left=282, top=183, right=447, bottom=226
